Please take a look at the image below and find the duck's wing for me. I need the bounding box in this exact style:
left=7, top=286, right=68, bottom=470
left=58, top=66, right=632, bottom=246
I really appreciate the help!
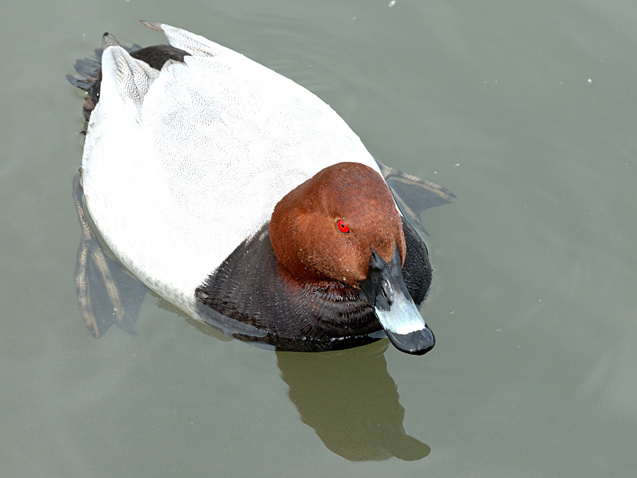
left=375, top=159, right=455, bottom=236
left=73, top=174, right=147, bottom=337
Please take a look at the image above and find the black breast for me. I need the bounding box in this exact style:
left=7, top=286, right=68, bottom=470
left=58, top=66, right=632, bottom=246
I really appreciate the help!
left=194, top=219, right=431, bottom=352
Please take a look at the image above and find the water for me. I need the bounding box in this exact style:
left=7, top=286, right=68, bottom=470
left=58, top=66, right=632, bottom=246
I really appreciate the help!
left=2, top=0, right=637, bottom=476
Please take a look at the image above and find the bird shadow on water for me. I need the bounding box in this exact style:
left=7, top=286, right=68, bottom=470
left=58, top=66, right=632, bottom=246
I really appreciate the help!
left=188, top=311, right=430, bottom=461
left=277, top=342, right=430, bottom=461
left=191, top=317, right=431, bottom=461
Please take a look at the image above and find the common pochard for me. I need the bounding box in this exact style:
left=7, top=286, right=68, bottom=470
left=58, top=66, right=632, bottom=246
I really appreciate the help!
left=71, top=22, right=448, bottom=355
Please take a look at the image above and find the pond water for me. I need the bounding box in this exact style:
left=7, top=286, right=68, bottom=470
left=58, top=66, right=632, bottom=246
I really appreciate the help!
left=2, top=1, right=637, bottom=477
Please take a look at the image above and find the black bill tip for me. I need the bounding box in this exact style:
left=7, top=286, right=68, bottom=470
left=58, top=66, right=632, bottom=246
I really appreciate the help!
left=385, top=326, right=435, bottom=356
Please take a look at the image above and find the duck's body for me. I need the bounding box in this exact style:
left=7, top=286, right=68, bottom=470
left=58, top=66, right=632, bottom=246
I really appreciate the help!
left=75, top=23, right=440, bottom=354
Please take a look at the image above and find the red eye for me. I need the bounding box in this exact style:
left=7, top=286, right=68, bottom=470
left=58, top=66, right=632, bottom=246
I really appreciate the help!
left=337, top=219, right=350, bottom=234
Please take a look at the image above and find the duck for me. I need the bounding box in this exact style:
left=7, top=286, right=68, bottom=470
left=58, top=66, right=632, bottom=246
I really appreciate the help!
left=71, top=22, right=445, bottom=355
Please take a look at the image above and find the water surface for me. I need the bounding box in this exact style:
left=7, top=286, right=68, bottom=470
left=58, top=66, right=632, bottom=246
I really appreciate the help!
left=2, top=0, right=636, bottom=476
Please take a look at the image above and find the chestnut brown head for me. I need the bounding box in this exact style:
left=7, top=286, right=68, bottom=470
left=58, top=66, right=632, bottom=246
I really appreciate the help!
left=269, top=162, right=406, bottom=287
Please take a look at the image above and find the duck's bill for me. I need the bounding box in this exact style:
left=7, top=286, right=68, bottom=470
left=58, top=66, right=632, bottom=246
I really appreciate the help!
left=374, top=293, right=435, bottom=355
left=360, top=245, right=435, bottom=356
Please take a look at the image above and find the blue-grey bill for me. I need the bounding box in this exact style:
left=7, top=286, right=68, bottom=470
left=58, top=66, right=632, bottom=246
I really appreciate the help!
left=375, top=294, right=435, bottom=355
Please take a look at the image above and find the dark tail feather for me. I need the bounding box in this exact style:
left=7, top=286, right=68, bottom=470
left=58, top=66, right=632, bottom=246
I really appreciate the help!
left=68, top=29, right=188, bottom=122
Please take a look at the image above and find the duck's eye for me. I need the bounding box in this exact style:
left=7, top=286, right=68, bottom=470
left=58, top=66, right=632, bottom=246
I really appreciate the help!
left=336, top=219, right=350, bottom=234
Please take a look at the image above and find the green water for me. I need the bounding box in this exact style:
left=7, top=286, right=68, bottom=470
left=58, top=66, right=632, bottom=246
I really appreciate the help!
left=2, top=0, right=636, bottom=476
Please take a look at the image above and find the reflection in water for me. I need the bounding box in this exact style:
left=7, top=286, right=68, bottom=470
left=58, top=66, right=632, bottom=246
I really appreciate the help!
left=277, top=341, right=430, bottom=461
left=72, top=175, right=146, bottom=337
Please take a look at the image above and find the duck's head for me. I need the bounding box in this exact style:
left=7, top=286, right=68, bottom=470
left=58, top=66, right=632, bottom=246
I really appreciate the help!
left=270, top=162, right=435, bottom=355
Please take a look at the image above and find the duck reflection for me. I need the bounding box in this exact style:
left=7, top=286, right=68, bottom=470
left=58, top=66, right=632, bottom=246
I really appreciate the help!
left=277, top=343, right=430, bottom=461
left=72, top=175, right=145, bottom=337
